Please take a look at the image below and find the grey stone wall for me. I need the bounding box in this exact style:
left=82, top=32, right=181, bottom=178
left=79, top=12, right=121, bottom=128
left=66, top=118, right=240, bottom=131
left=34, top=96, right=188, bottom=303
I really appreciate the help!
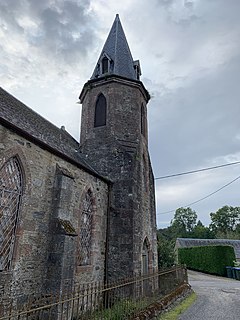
left=80, top=76, right=158, bottom=282
left=0, top=124, right=108, bottom=311
left=80, top=77, right=149, bottom=147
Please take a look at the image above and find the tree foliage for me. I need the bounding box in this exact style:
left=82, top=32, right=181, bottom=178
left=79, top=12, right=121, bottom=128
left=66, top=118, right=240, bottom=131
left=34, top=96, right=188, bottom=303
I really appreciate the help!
left=157, top=205, right=240, bottom=268
left=157, top=232, right=175, bottom=269
left=171, top=207, right=197, bottom=236
left=210, top=205, right=240, bottom=236
left=191, top=220, right=214, bottom=239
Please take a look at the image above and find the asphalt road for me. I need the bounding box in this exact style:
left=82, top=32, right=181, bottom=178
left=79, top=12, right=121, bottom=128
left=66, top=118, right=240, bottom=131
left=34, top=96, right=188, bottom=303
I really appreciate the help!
left=179, top=270, right=240, bottom=320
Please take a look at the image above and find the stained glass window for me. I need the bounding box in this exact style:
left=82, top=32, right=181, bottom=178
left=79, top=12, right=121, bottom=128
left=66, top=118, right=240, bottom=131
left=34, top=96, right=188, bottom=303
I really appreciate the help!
left=0, top=157, right=23, bottom=271
left=77, top=189, right=94, bottom=266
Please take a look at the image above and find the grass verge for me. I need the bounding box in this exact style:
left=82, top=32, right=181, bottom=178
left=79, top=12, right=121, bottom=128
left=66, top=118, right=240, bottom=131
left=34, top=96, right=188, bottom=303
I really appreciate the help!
left=158, top=292, right=197, bottom=320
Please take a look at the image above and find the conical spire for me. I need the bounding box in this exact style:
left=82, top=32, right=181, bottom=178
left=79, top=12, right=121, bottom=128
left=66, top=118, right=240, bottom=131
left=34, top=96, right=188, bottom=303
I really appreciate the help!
left=91, top=14, right=141, bottom=81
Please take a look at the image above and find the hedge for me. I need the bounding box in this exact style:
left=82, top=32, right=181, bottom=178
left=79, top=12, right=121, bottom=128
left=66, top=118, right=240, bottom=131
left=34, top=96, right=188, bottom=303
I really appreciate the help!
left=178, top=245, right=235, bottom=276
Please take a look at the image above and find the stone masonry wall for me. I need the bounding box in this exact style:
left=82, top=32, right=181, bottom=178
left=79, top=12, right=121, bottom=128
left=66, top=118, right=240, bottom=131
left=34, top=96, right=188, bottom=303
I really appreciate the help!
left=0, top=123, right=108, bottom=313
left=80, top=77, right=148, bottom=147
left=80, top=77, right=158, bottom=282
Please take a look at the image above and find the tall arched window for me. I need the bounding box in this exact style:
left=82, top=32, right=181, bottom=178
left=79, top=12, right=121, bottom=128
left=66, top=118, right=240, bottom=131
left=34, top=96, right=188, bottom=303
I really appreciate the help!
left=141, top=104, right=146, bottom=137
left=0, top=157, right=23, bottom=271
left=94, top=94, right=107, bottom=127
left=77, top=189, right=94, bottom=266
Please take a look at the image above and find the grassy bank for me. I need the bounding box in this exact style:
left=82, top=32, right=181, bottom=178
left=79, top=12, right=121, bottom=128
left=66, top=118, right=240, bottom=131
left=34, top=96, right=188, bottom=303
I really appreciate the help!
left=159, top=292, right=197, bottom=320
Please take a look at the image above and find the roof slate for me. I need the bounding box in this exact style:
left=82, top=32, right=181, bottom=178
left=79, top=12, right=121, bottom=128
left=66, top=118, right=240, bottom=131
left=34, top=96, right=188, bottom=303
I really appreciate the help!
left=91, top=14, right=138, bottom=81
left=0, top=87, right=108, bottom=181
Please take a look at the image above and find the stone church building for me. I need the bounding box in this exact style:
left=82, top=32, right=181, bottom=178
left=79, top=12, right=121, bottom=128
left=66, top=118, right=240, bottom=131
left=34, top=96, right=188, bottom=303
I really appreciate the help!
left=0, top=15, right=158, bottom=308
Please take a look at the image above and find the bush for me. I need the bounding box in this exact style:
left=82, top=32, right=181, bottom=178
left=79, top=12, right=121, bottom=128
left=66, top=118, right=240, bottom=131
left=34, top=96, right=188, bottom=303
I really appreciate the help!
left=178, top=245, right=235, bottom=276
left=158, top=238, right=175, bottom=269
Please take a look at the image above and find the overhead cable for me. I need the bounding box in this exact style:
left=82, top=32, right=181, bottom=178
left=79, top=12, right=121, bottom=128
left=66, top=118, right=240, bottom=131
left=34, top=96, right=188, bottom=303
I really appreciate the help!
left=155, top=161, right=240, bottom=180
left=158, top=173, right=240, bottom=215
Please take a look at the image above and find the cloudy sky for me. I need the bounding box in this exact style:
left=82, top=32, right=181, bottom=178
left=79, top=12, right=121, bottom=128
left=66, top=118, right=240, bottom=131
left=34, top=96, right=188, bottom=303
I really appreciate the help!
left=1, top=0, right=240, bottom=228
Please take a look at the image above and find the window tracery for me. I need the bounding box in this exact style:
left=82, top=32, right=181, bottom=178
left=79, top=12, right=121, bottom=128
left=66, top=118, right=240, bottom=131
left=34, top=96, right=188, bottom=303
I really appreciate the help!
left=0, top=157, right=23, bottom=271
left=77, top=189, right=94, bottom=266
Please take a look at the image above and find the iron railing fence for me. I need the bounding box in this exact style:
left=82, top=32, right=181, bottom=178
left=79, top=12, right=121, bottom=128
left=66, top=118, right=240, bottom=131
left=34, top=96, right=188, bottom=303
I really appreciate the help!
left=0, top=266, right=188, bottom=320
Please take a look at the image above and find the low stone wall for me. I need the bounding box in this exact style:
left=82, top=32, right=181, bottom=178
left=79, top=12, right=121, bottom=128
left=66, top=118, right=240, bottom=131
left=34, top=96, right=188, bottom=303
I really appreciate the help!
left=132, top=283, right=192, bottom=319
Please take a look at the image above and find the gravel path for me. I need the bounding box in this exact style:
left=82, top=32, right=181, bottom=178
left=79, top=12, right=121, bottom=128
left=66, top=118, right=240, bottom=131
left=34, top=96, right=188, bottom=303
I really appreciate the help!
left=179, top=270, right=240, bottom=320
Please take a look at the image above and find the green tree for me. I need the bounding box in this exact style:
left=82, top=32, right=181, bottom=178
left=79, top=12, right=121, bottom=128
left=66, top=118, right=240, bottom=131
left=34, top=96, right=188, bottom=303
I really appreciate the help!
left=157, top=239, right=175, bottom=269
left=236, top=223, right=240, bottom=236
left=157, top=208, right=216, bottom=268
left=210, top=206, right=240, bottom=236
left=191, top=220, right=214, bottom=239
left=171, top=207, right=197, bottom=237
left=157, top=231, right=175, bottom=269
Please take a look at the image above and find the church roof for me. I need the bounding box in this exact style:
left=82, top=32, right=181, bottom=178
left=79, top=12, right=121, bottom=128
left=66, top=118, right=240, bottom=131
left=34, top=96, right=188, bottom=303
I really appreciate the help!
left=0, top=87, right=110, bottom=183
left=91, top=14, right=139, bottom=81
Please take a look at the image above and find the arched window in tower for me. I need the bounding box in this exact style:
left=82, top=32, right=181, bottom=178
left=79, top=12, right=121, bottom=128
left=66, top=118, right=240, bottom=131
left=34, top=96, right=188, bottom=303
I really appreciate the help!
left=94, top=94, right=107, bottom=127
left=141, top=104, right=146, bottom=137
left=0, top=157, right=23, bottom=271
left=77, top=189, right=94, bottom=266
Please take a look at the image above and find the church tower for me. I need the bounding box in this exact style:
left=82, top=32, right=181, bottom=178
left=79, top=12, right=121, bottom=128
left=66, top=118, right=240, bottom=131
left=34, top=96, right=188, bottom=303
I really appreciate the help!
left=79, top=15, right=158, bottom=281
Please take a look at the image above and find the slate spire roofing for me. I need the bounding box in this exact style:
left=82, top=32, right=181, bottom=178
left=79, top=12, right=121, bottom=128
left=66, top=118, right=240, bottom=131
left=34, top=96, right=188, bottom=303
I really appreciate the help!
left=91, top=14, right=141, bottom=81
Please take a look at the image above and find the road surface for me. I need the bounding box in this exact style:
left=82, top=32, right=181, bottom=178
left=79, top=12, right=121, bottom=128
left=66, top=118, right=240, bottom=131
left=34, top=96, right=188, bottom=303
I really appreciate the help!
left=179, top=270, right=240, bottom=320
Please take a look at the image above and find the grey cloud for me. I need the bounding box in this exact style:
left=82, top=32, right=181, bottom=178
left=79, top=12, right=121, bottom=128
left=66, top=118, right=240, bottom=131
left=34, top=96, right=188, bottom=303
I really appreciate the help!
left=148, top=53, right=240, bottom=179
left=0, top=1, right=24, bottom=33
left=157, top=0, right=175, bottom=8
left=133, top=0, right=240, bottom=226
left=173, top=14, right=199, bottom=27
left=37, top=1, right=96, bottom=63
left=39, top=1, right=96, bottom=62
left=0, top=0, right=97, bottom=66
left=155, top=0, right=197, bottom=25
left=184, top=1, right=194, bottom=9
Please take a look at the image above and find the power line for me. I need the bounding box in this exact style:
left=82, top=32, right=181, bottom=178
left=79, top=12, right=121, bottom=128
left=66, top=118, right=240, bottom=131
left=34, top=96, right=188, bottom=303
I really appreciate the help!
left=158, top=173, right=240, bottom=215
left=155, top=161, right=240, bottom=180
